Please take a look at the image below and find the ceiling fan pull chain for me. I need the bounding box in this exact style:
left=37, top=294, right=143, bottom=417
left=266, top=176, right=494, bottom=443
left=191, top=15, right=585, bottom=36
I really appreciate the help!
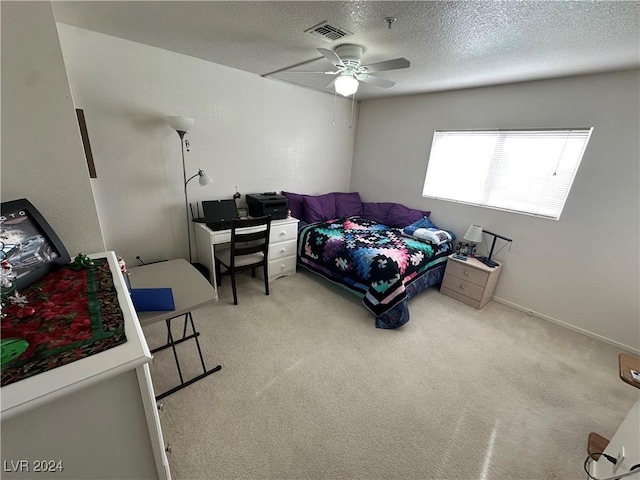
left=332, top=90, right=337, bottom=126
left=350, top=94, right=355, bottom=129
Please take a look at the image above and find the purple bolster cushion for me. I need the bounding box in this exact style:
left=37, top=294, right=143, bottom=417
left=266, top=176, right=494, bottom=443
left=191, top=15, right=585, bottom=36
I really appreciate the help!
left=333, top=192, right=363, bottom=217
left=280, top=191, right=307, bottom=220
left=385, top=203, right=431, bottom=228
left=303, top=193, right=337, bottom=223
left=362, top=202, right=396, bottom=224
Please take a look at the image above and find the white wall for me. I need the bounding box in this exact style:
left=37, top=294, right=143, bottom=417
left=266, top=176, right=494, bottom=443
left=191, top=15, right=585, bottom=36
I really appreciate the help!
left=1, top=2, right=105, bottom=255
left=351, top=70, right=640, bottom=351
left=6, top=3, right=635, bottom=350
left=55, top=24, right=355, bottom=265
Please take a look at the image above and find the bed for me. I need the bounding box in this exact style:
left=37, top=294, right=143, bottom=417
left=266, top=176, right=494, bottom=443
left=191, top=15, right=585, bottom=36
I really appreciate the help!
left=296, top=215, right=453, bottom=328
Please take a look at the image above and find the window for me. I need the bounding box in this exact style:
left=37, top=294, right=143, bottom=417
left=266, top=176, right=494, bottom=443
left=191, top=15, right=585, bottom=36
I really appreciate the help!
left=422, top=128, right=593, bottom=220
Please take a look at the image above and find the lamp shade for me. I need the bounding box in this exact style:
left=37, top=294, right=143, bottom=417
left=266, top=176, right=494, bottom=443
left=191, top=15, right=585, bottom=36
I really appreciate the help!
left=166, top=116, right=194, bottom=133
left=464, top=225, right=484, bottom=243
left=198, top=169, right=213, bottom=186
left=334, top=75, right=359, bottom=97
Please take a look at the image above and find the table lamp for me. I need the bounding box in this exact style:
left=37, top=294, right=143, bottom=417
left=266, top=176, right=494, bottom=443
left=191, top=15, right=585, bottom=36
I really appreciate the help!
left=463, top=224, right=483, bottom=256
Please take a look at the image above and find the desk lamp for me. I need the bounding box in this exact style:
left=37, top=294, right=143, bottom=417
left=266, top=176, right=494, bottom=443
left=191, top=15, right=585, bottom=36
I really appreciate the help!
left=476, top=230, right=513, bottom=268
left=166, top=116, right=213, bottom=263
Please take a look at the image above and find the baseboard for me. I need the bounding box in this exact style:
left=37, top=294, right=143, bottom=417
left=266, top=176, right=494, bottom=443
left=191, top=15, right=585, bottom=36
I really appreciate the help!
left=492, top=296, right=640, bottom=355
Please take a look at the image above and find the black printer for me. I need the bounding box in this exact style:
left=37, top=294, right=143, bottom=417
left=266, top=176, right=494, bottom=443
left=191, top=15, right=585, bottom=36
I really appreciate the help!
left=246, top=193, right=289, bottom=220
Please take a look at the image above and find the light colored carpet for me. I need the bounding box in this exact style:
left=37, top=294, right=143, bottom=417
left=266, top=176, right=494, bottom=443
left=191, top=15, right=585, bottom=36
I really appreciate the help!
left=143, top=269, right=639, bottom=480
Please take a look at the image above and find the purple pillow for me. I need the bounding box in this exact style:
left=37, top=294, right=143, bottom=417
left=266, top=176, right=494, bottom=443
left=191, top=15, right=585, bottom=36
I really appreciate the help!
left=281, top=191, right=307, bottom=220
left=333, top=192, right=362, bottom=217
left=303, top=193, right=337, bottom=223
left=362, top=202, right=396, bottom=224
left=385, top=203, right=431, bottom=228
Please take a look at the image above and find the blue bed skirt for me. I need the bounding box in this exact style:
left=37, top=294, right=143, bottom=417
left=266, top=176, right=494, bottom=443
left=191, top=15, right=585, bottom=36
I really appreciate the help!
left=299, top=256, right=448, bottom=329
left=373, top=260, right=447, bottom=328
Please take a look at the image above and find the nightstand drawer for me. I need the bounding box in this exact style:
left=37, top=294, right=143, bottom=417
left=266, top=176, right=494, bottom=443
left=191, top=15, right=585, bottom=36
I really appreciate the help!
left=442, top=275, right=484, bottom=301
left=269, top=239, right=297, bottom=261
left=441, top=287, right=482, bottom=309
left=445, top=260, right=489, bottom=286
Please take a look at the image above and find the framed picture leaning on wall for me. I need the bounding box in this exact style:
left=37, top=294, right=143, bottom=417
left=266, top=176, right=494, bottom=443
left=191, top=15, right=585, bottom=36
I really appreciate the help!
left=1, top=198, right=71, bottom=290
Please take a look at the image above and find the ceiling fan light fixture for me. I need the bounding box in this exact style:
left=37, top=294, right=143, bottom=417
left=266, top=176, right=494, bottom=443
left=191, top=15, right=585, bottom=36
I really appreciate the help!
left=335, top=74, right=359, bottom=97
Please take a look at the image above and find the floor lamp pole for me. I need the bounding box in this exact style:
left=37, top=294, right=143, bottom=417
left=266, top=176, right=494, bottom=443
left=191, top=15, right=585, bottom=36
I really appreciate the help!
left=177, top=130, right=192, bottom=263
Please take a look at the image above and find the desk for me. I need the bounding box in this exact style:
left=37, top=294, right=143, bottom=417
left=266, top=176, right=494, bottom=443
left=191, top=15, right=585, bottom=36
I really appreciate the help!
left=195, top=217, right=299, bottom=292
left=129, top=259, right=221, bottom=400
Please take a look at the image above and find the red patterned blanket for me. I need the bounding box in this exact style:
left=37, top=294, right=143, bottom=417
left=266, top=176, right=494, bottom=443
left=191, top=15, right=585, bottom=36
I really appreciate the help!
left=1, top=258, right=127, bottom=386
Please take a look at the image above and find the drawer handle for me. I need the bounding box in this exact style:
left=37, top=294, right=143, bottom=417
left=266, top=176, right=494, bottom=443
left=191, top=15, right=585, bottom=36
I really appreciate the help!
left=458, top=284, right=465, bottom=290
left=280, top=248, right=286, bottom=253
left=281, top=264, right=286, bottom=269
left=280, top=231, right=286, bottom=236
left=463, top=270, right=469, bottom=276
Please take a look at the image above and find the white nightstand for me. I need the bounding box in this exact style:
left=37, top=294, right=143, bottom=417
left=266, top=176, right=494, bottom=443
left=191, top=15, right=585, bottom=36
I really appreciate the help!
left=440, top=255, right=502, bottom=309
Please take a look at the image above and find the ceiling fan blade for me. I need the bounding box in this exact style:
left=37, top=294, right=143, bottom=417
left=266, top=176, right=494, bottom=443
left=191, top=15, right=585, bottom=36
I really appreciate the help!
left=361, top=57, right=410, bottom=73
left=285, top=70, right=339, bottom=75
left=317, top=48, right=345, bottom=68
left=358, top=75, right=395, bottom=88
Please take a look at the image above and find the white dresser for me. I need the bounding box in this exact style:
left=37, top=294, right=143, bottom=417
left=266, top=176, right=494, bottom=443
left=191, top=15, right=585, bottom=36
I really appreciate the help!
left=0, top=252, right=170, bottom=479
left=195, top=217, right=299, bottom=293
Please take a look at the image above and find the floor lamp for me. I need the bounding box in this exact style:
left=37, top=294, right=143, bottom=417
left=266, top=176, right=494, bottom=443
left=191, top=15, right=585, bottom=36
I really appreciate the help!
left=166, top=116, right=213, bottom=263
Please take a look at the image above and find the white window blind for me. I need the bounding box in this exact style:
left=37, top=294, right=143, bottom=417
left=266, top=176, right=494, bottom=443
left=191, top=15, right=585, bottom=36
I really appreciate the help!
left=422, top=128, right=593, bottom=220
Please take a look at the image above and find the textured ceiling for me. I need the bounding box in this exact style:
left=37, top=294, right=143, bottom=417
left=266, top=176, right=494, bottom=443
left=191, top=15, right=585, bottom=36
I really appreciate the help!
left=52, top=1, right=640, bottom=100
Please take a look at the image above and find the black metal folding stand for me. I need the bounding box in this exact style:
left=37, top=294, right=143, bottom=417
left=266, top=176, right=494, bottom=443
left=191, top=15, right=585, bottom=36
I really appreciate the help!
left=152, top=311, right=221, bottom=401
left=129, top=259, right=222, bottom=401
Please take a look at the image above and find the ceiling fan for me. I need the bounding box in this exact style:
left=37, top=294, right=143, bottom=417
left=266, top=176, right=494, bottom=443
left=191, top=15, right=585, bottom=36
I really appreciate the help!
left=287, top=44, right=410, bottom=97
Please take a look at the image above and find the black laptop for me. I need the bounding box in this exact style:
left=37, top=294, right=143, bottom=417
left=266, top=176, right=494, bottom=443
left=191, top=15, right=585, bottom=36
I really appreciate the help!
left=202, top=199, right=239, bottom=231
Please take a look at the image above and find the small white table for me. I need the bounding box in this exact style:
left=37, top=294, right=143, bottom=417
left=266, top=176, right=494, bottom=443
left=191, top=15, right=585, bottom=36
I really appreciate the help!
left=129, top=259, right=221, bottom=400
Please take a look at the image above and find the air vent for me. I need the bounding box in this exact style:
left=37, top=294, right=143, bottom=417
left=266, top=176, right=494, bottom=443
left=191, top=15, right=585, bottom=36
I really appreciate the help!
left=305, top=21, right=352, bottom=42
